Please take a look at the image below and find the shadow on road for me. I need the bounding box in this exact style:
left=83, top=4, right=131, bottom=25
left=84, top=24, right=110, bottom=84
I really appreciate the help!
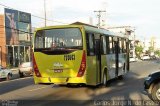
left=0, top=77, right=34, bottom=96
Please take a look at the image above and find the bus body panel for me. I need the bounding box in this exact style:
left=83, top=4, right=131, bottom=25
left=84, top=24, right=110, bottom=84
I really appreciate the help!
left=101, top=55, right=108, bottom=81
left=33, top=25, right=88, bottom=84
left=34, top=76, right=86, bottom=84
left=86, top=56, right=98, bottom=85
left=107, top=54, right=116, bottom=79
left=34, top=50, right=83, bottom=78
left=118, top=53, right=127, bottom=76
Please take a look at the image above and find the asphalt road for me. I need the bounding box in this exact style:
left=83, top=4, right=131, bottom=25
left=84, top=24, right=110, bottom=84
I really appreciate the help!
left=0, top=60, right=160, bottom=106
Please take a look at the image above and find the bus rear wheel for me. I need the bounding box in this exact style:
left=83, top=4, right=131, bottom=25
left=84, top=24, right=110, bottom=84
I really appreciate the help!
left=118, top=75, right=124, bottom=80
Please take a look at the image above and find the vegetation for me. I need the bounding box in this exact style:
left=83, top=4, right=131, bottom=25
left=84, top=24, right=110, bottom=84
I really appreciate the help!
left=135, top=45, right=143, bottom=59
left=6, top=64, right=12, bottom=68
left=155, top=50, right=160, bottom=57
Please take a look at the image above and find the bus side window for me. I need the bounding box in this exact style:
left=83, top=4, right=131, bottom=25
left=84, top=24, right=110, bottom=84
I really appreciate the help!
left=101, top=36, right=107, bottom=55
left=109, top=37, right=113, bottom=54
left=121, top=38, right=124, bottom=53
left=123, top=39, right=126, bottom=53
left=121, top=38, right=125, bottom=53
left=112, top=37, right=116, bottom=53
left=119, top=38, right=122, bottom=53
left=86, top=33, right=95, bottom=56
left=106, top=36, right=110, bottom=54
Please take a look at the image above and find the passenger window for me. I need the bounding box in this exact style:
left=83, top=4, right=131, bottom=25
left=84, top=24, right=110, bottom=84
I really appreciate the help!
left=119, top=38, right=122, bottom=53
left=106, top=36, right=110, bottom=54
left=124, top=39, right=126, bottom=52
left=86, top=33, right=95, bottom=56
left=121, top=39, right=125, bottom=53
left=101, top=36, right=107, bottom=54
left=109, top=37, right=113, bottom=53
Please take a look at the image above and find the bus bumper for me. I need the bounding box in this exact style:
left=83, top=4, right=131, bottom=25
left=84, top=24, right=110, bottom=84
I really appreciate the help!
left=34, top=76, right=86, bottom=84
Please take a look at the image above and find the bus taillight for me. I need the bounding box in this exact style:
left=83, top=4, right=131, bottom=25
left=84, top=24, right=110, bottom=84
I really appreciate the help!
left=33, top=54, right=41, bottom=77
left=77, top=51, right=86, bottom=77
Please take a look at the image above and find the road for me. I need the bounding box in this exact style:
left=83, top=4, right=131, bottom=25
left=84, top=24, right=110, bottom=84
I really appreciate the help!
left=0, top=60, right=160, bottom=106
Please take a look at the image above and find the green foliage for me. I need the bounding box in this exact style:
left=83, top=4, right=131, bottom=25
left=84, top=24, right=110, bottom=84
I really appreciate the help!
left=155, top=50, right=160, bottom=56
left=135, top=45, right=143, bottom=54
left=6, top=64, right=12, bottom=68
left=149, top=46, right=154, bottom=52
left=135, top=45, right=143, bottom=59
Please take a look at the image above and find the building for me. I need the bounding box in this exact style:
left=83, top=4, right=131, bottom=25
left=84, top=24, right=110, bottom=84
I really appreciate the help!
left=140, top=37, right=160, bottom=53
left=0, top=8, right=32, bottom=67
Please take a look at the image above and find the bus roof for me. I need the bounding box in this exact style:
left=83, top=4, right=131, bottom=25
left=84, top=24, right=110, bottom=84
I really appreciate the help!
left=35, top=22, right=128, bottom=39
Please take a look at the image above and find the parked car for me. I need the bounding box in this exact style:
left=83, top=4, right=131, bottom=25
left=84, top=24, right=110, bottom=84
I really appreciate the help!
left=18, top=62, right=33, bottom=78
left=144, top=71, right=160, bottom=104
left=0, top=66, right=12, bottom=80
left=141, top=54, right=150, bottom=60
left=130, top=56, right=137, bottom=62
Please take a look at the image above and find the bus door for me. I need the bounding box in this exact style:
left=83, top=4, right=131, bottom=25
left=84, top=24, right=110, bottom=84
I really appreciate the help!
left=94, top=35, right=101, bottom=84
left=114, top=37, right=119, bottom=77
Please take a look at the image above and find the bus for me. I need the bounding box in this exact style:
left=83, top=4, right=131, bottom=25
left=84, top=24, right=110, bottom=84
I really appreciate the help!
left=33, top=22, right=130, bottom=86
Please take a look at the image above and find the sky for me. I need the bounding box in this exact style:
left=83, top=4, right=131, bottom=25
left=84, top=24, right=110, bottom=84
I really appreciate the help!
left=0, top=0, right=160, bottom=40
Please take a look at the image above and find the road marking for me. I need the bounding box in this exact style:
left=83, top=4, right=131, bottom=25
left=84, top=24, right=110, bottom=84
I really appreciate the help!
left=28, top=86, right=48, bottom=92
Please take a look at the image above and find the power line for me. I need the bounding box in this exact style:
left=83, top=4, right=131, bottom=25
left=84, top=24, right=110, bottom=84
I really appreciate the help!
left=0, top=2, right=68, bottom=25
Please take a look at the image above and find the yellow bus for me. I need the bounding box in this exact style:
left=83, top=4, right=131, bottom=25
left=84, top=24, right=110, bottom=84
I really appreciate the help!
left=33, top=23, right=130, bottom=86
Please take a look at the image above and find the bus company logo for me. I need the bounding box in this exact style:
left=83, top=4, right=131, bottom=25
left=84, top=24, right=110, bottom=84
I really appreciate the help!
left=53, top=62, right=63, bottom=67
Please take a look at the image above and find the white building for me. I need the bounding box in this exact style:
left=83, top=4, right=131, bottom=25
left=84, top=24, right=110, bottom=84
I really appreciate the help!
left=141, top=37, right=160, bottom=51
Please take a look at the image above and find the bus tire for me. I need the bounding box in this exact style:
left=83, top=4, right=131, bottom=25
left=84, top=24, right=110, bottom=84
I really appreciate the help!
left=118, top=75, right=124, bottom=80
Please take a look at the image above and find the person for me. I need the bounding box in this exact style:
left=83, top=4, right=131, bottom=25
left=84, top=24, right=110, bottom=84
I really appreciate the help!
left=6, top=13, right=18, bottom=45
left=51, top=42, right=57, bottom=48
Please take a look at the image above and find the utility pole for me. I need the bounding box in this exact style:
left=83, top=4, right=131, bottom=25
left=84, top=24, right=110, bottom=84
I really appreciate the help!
left=44, top=0, right=47, bottom=26
left=133, top=27, right=136, bottom=60
left=94, top=10, right=106, bottom=28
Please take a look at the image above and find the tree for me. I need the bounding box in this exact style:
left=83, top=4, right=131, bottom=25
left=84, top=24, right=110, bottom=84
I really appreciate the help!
left=135, top=45, right=143, bottom=59
left=155, top=50, right=160, bottom=57
left=148, top=46, right=154, bottom=54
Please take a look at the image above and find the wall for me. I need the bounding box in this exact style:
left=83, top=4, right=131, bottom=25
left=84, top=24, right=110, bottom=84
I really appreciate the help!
left=0, top=15, right=6, bottom=67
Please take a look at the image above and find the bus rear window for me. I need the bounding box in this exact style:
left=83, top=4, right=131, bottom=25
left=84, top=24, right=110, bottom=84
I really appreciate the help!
left=34, top=28, right=82, bottom=50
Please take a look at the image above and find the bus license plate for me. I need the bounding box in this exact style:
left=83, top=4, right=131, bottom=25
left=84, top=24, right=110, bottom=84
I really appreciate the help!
left=54, top=69, right=63, bottom=73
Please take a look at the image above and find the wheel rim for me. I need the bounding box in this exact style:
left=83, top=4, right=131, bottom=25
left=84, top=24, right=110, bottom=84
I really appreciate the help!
left=156, top=88, right=160, bottom=100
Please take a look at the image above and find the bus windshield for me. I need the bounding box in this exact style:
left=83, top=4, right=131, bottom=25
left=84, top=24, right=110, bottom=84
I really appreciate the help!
left=34, top=28, right=82, bottom=50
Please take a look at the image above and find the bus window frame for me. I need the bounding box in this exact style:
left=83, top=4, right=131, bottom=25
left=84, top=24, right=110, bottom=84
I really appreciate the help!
left=123, top=39, right=127, bottom=53
left=86, top=32, right=95, bottom=56
left=109, top=36, right=113, bottom=54
left=101, top=35, right=107, bottom=55
left=34, top=28, right=83, bottom=50
left=119, top=38, right=122, bottom=53
left=106, top=36, right=110, bottom=54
